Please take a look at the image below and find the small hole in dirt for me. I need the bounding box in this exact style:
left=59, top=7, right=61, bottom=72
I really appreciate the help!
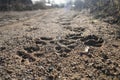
left=0, top=57, right=5, bottom=64
left=21, top=59, right=25, bottom=62
left=64, top=48, right=71, bottom=53
left=68, top=45, right=76, bottom=49
left=0, top=47, right=6, bottom=51
left=34, top=53, right=44, bottom=57
left=61, top=22, right=71, bottom=25
left=35, top=40, right=47, bottom=45
left=112, top=44, right=119, bottom=48
left=55, top=46, right=61, bottom=51
left=29, top=58, right=36, bottom=62
left=40, top=37, right=53, bottom=41
left=49, top=41, right=56, bottom=44
left=24, top=46, right=40, bottom=53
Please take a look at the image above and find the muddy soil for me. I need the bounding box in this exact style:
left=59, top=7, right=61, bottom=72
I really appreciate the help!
left=0, top=9, right=120, bottom=80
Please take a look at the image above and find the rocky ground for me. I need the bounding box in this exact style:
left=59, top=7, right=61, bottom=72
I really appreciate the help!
left=0, top=9, right=120, bottom=80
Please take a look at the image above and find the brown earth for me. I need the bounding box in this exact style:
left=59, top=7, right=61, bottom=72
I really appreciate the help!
left=0, top=9, right=120, bottom=80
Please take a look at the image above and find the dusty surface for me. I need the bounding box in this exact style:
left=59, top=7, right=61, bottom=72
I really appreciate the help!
left=0, top=9, right=120, bottom=80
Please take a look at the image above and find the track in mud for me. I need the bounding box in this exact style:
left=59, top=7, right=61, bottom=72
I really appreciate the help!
left=0, top=9, right=120, bottom=80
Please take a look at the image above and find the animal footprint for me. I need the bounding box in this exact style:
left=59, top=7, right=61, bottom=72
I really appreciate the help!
left=24, top=45, right=40, bottom=53
left=58, top=39, right=75, bottom=45
left=55, top=46, right=71, bottom=53
left=34, top=52, right=44, bottom=58
left=17, top=51, right=36, bottom=62
left=49, top=40, right=56, bottom=44
left=35, top=39, right=47, bottom=45
left=65, top=33, right=82, bottom=40
left=81, top=35, right=104, bottom=47
left=67, top=44, right=76, bottom=49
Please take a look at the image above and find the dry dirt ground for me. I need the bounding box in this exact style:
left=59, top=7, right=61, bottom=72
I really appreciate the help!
left=0, top=9, right=120, bottom=80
